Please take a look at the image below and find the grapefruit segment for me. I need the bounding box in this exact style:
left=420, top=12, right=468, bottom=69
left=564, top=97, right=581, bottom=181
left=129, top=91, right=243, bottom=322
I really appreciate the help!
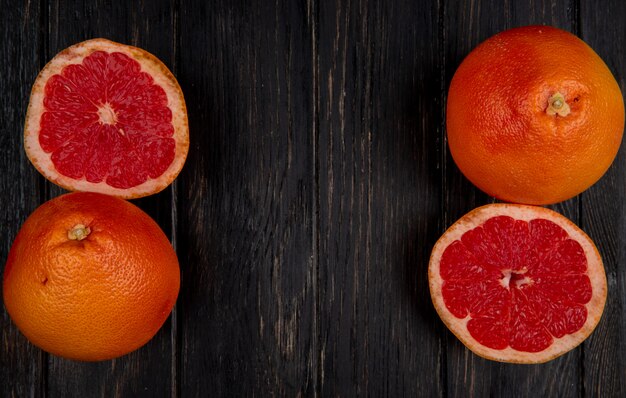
left=429, top=204, right=607, bottom=363
left=25, top=38, right=189, bottom=198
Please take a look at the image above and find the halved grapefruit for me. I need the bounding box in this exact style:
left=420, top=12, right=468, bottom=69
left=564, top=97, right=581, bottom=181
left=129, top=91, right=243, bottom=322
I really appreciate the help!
left=429, top=204, right=607, bottom=363
left=24, top=39, right=189, bottom=198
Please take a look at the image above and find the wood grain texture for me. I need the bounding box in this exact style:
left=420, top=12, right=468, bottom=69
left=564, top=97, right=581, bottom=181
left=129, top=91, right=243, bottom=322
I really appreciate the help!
left=1, top=0, right=626, bottom=397
left=177, top=1, right=317, bottom=396
left=580, top=0, right=626, bottom=395
left=43, top=1, right=178, bottom=397
left=0, top=2, right=45, bottom=397
left=316, top=0, right=442, bottom=395
left=442, top=1, right=583, bottom=397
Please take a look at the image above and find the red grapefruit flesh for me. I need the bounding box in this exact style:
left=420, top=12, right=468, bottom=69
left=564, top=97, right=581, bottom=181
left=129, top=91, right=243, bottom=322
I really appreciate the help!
left=24, top=39, right=189, bottom=198
left=429, top=204, right=606, bottom=363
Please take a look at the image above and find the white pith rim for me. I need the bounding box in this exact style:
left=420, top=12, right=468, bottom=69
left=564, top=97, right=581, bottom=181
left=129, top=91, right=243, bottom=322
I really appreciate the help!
left=429, top=203, right=607, bottom=364
left=24, top=38, right=189, bottom=199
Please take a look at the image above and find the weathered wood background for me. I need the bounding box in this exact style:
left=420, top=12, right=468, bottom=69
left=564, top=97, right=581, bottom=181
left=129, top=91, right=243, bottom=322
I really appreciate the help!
left=1, top=0, right=625, bottom=396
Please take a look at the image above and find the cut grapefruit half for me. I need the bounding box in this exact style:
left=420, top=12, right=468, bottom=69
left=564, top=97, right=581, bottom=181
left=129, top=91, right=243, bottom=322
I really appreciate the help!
left=429, top=204, right=607, bottom=363
left=24, top=38, right=189, bottom=198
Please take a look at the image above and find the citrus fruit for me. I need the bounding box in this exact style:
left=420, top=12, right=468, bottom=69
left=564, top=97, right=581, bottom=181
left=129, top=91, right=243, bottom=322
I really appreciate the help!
left=2, top=192, right=180, bottom=361
left=429, top=204, right=606, bottom=363
left=24, top=38, right=189, bottom=199
left=446, top=25, right=624, bottom=205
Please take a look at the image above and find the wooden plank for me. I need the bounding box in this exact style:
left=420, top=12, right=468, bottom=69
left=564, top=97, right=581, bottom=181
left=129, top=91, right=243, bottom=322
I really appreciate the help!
left=177, top=1, right=317, bottom=396
left=316, top=0, right=442, bottom=395
left=442, top=1, right=582, bottom=397
left=0, top=2, right=45, bottom=397
left=579, top=1, right=626, bottom=396
left=44, top=1, right=178, bottom=397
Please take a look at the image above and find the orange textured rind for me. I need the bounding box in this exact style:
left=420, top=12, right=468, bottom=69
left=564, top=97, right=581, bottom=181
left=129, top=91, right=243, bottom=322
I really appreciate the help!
left=24, top=38, right=189, bottom=199
left=2, top=192, right=181, bottom=361
left=446, top=26, right=624, bottom=205
left=428, top=204, right=607, bottom=364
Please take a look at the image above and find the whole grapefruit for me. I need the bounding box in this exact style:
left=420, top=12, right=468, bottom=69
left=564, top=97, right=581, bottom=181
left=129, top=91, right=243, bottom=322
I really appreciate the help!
left=446, top=25, right=624, bottom=205
left=2, top=192, right=180, bottom=361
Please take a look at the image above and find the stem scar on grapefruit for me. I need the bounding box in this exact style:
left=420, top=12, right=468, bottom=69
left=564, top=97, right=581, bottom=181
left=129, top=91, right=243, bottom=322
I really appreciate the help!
left=446, top=25, right=624, bottom=205
left=429, top=204, right=606, bottom=363
left=24, top=38, right=189, bottom=199
left=2, top=192, right=180, bottom=361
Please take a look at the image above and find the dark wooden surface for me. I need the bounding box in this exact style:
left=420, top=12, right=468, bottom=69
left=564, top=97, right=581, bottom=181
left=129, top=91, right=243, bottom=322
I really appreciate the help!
left=1, top=0, right=625, bottom=396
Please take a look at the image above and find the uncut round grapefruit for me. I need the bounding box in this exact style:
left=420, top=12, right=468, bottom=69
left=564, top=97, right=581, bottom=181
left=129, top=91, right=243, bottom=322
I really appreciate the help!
left=2, top=192, right=180, bottom=361
left=24, top=38, right=189, bottom=198
left=446, top=25, right=624, bottom=205
left=429, top=204, right=606, bottom=363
